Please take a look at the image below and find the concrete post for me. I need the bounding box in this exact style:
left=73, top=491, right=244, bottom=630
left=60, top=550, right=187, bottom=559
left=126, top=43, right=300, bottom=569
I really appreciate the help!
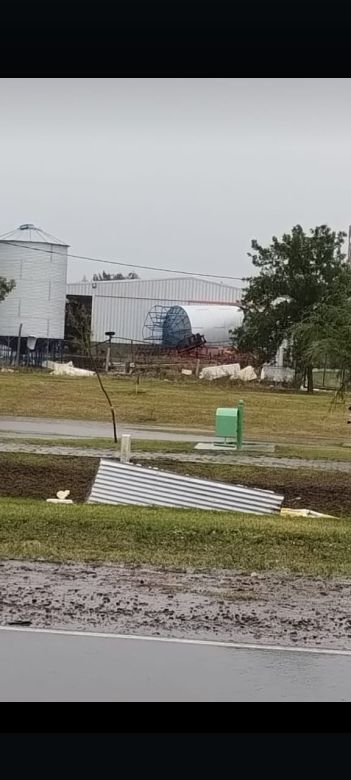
left=120, top=434, right=132, bottom=463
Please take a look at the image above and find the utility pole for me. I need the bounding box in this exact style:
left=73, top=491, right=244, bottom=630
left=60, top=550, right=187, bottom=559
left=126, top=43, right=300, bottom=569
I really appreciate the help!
left=348, top=225, right=351, bottom=264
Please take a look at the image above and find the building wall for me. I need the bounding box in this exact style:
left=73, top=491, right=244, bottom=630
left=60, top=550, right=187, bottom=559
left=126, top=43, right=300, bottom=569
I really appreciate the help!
left=67, top=277, right=243, bottom=344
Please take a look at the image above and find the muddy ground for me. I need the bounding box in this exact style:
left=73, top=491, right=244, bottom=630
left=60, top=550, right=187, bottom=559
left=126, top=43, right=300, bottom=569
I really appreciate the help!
left=0, top=454, right=96, bottom=502
left=2, top=453, right=351, bottom=515
left=1, top=559, right=351, bottom=650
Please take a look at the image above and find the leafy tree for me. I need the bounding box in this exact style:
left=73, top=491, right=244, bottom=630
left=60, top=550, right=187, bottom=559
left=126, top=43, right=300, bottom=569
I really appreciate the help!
left=232, top=225, right=351, bottom=392
left=92, top=271, right=139, bottom=281
left=0, top=276, right=15, bottom=302
left=293, top=297, right=351, bottom=397
left=65, top=299, right=92, bottom=355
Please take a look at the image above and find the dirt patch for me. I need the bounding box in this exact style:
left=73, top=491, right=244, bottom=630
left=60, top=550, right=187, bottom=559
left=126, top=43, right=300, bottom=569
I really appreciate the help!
left=0, top=454, right=97, bottom=502
left=2, top=453, right=351, bottom=515
left=1, top=559, right=351, bottom=650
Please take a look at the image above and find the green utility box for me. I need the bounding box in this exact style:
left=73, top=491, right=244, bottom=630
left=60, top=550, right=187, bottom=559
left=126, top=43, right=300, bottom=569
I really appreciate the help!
left=215, top=400, right=244, bottom=449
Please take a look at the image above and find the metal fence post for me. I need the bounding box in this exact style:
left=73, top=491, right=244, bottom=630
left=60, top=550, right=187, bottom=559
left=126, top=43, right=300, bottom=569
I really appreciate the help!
left=237, top=400, right=244, bottom=450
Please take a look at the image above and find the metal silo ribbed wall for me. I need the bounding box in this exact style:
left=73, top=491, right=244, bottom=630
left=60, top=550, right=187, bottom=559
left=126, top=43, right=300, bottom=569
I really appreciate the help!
left=0, top=241, right=68, bottom=339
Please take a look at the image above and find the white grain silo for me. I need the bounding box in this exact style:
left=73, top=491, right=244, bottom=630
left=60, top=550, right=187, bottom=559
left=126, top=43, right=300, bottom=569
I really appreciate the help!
left=0, top=224, right=68, bottom=343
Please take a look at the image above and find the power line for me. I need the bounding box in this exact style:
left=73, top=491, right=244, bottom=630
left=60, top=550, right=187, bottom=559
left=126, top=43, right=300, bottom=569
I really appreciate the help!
left=3, top=240, right=245, bottom=283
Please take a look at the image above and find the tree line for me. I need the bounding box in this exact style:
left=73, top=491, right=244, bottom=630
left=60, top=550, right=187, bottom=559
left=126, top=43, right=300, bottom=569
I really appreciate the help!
left=92, top=271, right=139, bottom=281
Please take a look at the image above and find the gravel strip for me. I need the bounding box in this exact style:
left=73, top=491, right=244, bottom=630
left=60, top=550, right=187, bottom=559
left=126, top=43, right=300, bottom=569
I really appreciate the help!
left=1, top=441, right=351, bottom=472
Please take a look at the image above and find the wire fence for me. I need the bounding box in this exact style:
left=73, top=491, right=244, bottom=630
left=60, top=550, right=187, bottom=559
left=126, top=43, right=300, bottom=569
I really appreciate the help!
left=0, top=337, right=344, bottom=389
left=304, top=369, right=342, bottom=391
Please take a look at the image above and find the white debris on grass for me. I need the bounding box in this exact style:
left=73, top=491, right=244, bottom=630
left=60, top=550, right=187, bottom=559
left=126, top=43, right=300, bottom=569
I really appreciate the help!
left=46, top=489, right=74, bottom=505
left=199, top=363, right=257, bottom=382
left=260, top=365, right=295, bottom=383
left=236, top=365, right=257, bottom=382
left=199, top=363, right=241, bottom=381
left=43, top=360, right=95, bottom=377
left=281, top=507, right=336, bottom=519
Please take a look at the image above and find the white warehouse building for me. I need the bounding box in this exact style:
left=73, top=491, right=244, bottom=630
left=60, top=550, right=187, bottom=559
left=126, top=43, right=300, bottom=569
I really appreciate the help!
left=67, top=276, right=244, bottom=346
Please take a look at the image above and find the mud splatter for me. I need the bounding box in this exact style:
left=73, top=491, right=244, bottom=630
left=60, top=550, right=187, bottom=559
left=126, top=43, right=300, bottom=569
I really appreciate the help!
left=1, top=559, right=351, bottom=650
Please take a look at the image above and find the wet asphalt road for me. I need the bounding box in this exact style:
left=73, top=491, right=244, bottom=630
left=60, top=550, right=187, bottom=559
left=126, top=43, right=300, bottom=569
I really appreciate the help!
left=1, top=628, right=351, bottom=702
left=0, top=416, right=212, bottom=441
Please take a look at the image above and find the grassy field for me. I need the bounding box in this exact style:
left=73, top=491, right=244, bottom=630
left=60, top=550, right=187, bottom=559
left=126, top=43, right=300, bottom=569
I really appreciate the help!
left=1, top=451, right=351, bottom=516
left=0, top=372, right=349, bottom=443
left=0, top=498, right=351, bottom=575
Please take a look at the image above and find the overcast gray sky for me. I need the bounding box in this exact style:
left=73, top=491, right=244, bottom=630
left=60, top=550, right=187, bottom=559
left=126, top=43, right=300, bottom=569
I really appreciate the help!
left=0, top=78, right=350, bottom=284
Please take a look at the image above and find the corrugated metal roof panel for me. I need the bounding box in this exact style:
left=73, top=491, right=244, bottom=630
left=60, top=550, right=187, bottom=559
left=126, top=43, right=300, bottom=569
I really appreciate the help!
left=88, top=459, right=284, bottom=515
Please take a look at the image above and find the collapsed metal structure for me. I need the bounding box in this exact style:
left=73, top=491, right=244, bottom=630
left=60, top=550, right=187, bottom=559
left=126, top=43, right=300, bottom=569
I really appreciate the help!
left=88, top=459, right=284, bottom=515
left=143, top=303, right=243, bottom=349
